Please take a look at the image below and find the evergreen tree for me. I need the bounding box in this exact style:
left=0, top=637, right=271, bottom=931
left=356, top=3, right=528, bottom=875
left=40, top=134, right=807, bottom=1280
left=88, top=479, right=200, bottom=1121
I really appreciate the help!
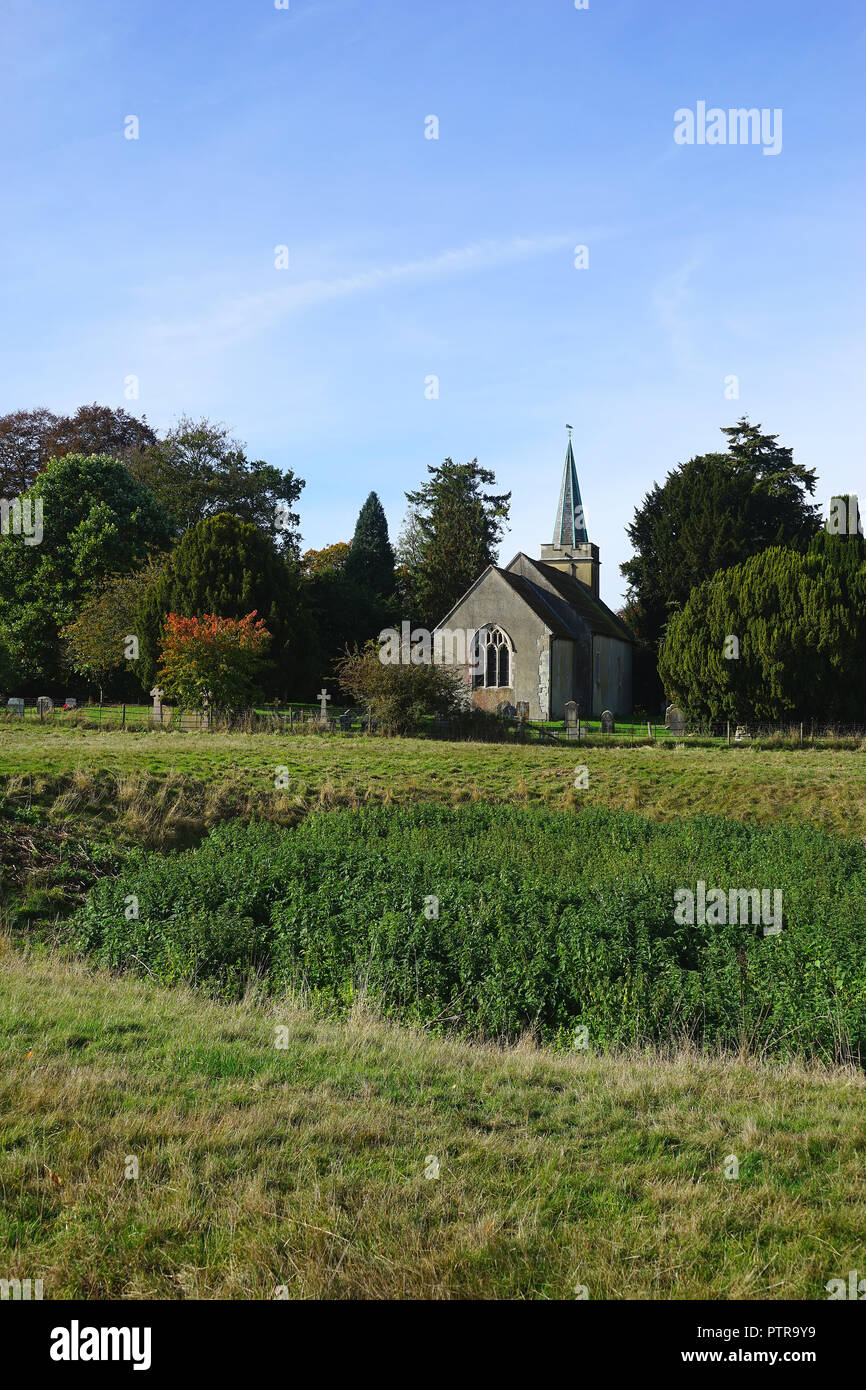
left=403, top=459, right=510, bottom=627
left=300, top=503, right=397, bottom=694
left=135, top=514, right=301, bottom=696
left=658, top=536, right=866, bottom=722
left=622, top=419, right=820, bottom=705
left=345, top=492, right=396, bottom=597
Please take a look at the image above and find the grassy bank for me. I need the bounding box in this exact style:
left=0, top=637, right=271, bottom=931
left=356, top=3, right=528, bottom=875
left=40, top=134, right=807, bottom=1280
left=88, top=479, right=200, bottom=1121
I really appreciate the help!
left=2, top=951, right=864, bottom=1300
left=3, top=729, right=866, bottom=844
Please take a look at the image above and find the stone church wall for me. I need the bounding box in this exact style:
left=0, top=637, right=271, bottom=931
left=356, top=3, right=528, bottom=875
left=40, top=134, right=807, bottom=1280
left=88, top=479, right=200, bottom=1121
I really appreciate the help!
left=591, top=635, right=633, bottom=716
left=436, top=570, right=554, bottom=721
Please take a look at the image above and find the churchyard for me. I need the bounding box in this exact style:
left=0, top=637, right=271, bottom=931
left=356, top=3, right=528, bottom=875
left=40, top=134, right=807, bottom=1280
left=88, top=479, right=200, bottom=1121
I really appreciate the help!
left=2, top=721, right=865, bottom=1299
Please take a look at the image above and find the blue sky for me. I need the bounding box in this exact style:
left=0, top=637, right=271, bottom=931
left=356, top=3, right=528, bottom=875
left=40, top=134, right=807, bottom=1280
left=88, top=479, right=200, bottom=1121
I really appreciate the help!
left=1, top=0, right=864, bottom=607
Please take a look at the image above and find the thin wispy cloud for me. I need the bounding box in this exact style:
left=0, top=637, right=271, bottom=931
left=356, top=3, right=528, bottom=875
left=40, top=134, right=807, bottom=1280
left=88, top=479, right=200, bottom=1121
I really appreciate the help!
left=151, top=234, right=575, bottom=349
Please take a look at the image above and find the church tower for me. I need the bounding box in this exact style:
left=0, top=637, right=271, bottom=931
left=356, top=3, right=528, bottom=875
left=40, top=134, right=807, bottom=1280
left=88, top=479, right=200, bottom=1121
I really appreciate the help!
left=539, top=426, right=601, bottom=597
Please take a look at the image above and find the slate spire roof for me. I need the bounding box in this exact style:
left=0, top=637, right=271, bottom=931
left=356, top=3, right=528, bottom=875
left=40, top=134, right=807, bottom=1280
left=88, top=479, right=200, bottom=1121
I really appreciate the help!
left=553, top=427, right=588, bottom=546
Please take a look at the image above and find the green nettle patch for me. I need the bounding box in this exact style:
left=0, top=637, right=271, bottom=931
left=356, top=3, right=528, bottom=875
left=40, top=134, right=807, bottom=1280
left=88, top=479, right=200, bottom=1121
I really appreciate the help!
left=72, top=806, right=866, bottom=1060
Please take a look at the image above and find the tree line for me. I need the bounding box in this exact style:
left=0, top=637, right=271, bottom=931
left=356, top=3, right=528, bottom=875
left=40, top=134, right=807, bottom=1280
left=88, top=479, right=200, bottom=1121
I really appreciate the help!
left=0, top=404, right=510, bottom=704
left=620, top=418, right=865, bottom=723
left=1, top=403, right=857, bottom=722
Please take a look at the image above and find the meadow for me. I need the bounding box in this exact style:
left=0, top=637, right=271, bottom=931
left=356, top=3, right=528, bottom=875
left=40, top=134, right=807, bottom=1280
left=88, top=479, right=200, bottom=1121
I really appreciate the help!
left=2, top=951, right=864, bottom=1301
left=2, top=724, right=866, bottom=1299
left=2, top=724, right=866, bottom=836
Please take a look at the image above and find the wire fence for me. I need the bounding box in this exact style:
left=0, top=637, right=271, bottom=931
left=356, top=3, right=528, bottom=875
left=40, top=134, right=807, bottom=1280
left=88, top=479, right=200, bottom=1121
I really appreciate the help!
left=2, top=700, right=864, bottom=746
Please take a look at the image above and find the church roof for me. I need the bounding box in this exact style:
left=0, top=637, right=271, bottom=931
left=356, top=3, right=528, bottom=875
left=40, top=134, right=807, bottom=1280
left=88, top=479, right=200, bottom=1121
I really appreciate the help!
left=553, top=434, right=588, bottom=547
left=530, top=560, right=633, bottom=642
left=494, top=569, right=577, bottom=639
left=434, top=554, right=634, bottom=644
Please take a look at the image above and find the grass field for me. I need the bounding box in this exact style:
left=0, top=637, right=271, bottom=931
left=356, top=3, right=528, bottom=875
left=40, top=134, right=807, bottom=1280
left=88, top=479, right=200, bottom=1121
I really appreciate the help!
left=2, top=725, right=865, bottom=1299
left=2, top=951, right=864, bottom=1300
left=2, top=726, right=866, bottom=837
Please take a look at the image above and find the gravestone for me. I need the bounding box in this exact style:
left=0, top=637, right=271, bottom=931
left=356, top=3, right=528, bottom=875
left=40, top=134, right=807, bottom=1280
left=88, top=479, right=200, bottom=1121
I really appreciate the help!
left=564, top=701, right=580, bottom=740
left=734, top=724, right=749, bottom=743
left=498, top=701, right=517, bottom=719
left=317, top=687, right=331, bottom=724
left=150, top=686, right=164, bottom=724
left=601, top=709, right=615, bottom=734
left=6, top=697, right=24, bottom=716
left=516, top=701, right=530, bottom=719
left=338, top=709, right=354, bottom=731
left=665, top=704, right=685, bottom=735
left=36, top=696, right=53, bottom=718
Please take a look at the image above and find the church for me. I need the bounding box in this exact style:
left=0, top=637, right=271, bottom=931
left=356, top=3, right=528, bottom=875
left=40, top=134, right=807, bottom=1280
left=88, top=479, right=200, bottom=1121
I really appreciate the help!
left=434, top=431, right=634, bottom=722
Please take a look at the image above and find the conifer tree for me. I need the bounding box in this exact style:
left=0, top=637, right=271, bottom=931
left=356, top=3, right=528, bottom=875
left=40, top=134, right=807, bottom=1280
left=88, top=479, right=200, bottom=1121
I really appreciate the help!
left=658, top=537, right=866, bottom=722
left=622, top=419, right=820, bottom=705
left=345, top=492, right=396, bottom=598
left=403, top=459, right=510, bottom=627
left=135, top=514, right=300, bottom=695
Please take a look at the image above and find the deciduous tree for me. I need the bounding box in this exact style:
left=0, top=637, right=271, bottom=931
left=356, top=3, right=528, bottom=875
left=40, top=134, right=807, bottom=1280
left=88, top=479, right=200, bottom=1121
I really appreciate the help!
left=60, top=560, right=165, bottom=701
left=0, top=454, right=170, bottom=683
left=128, top=416, right=303, bottom=549
left=157, top=612, right=271, bottom=708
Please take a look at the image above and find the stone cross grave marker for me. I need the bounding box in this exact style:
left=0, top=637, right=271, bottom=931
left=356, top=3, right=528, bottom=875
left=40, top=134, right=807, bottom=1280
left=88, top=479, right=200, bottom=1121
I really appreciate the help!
left=665, top=703, right=685, bottom=735
left=317, top=688, right=331, bottom=723
left=150, top=686, right=164, bottom=724
left=601, top=709, right=614, bottom=734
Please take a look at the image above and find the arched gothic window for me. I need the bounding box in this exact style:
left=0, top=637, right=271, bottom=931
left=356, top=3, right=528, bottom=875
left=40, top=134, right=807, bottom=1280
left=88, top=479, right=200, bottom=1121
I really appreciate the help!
left=472, top=625, right=514, bottom=689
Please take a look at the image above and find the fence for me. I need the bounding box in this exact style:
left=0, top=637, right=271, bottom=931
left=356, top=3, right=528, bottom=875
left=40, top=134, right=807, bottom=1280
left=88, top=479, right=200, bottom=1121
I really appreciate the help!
left=2, top=700, right=864, bottom=746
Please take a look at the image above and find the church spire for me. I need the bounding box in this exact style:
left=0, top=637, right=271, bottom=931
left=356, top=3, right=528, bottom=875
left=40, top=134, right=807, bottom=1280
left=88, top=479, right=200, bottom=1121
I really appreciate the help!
left=553, top=425, right=588, bottom=547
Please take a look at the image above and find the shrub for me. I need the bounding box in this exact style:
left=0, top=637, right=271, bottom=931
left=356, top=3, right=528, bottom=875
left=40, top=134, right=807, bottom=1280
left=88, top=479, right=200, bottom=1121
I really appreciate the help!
left=658, top=538, right=866, bottom=722
left=335, top=640, right=466, bottom=734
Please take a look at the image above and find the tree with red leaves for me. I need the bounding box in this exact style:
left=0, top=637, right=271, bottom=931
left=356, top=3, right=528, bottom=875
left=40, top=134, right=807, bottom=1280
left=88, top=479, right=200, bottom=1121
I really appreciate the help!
left=157, top=612, right=271, bottom=709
